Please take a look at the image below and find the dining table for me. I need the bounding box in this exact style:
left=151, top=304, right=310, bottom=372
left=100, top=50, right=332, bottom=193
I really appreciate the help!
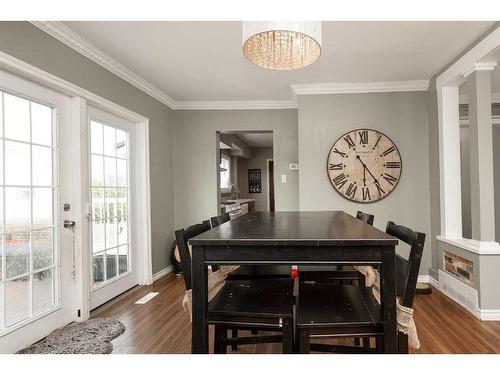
left=189, top=211, right=398, bottom=353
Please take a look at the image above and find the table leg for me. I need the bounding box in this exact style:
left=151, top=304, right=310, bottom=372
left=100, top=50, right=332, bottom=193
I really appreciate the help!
left=191, top=245, right=208, bottom=353
left=381, top=246, right=397, bottom=353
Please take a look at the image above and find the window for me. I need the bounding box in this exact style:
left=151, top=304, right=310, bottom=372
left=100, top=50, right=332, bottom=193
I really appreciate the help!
left=0, top=90, right=57, bottom=331
left=90, top=120, right=130, bottom=289
left=220, top=155, right=231, bottom=191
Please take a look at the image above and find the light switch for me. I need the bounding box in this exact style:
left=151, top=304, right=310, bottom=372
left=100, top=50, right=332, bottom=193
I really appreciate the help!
left=281, top=174, right=287, bottom=183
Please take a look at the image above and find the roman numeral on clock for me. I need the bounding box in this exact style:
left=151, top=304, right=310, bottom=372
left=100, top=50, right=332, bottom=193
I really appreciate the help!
left=362, top=187, right=371, bottom=201
left=359, top=130, right=368, bottom=145
left=343, top=134, right=355, bottom=149
left=386, top=161, right=401, bottom=169
left=375, top=182, right=385, bottom=196
left=382, top=173, right=398, bottom=185
left=381, top=146, right=396, bottom=156
left=332, top=173, right=348, bottom=189
left=332, top=148, right=347, bottom=158
left=329, top=163, right=343, bottom=171
left=373, top=135, right=382, bottom=149
left=345, top=183, right=357, bottom=199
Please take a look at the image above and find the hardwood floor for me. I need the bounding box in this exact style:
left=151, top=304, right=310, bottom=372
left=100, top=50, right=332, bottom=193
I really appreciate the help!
left=93, top=273, right=500, bottom=354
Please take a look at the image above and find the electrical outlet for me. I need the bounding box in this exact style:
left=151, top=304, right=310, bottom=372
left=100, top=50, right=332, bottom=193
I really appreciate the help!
left=289, top=163, right=299, bottom=170
left=281, top=175, right=287, bottom=183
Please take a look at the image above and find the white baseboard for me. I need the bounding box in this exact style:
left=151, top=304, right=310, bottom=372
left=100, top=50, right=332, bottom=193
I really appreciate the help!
left=417, top=274, right=439, bottom=289
left=476, top=309, right=500, bottom=320
left=152, top=265, right=174, bottom=282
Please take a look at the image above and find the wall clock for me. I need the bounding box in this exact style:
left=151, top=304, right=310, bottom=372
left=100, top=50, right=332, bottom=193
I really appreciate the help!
left=327, top=129, right=402, bottom=203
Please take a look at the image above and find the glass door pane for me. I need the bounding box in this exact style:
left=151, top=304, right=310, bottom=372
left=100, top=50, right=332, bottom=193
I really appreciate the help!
left=90, top=121, right=130, bottom=289
left=0, top=91, right=57, bottom=333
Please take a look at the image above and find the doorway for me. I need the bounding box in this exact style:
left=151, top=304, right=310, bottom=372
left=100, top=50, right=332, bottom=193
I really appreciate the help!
left=217, top=131, right=274, bottom=215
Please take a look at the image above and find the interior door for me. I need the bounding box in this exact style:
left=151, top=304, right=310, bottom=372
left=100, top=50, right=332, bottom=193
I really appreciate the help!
left=0, top=70, right=75, bottom=353
left=88, top=107, right=138, bottom=309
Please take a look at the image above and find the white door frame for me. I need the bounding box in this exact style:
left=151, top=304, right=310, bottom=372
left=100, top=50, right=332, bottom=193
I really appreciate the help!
left=0, top=51, right=153, bottom=322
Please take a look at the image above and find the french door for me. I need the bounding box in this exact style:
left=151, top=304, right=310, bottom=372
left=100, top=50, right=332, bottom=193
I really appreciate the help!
left=88, top=107, right=138, bottom=309
left=0, top=70, right=75, bottom=353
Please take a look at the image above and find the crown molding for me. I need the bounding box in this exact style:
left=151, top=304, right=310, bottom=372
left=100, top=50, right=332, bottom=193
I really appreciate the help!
left=462, top=61, right=497, bottom=78
left=174, top=100, right=297, bottom=110
left=30, top=22, right=431, bottom=110
left=291, top=80, right=430, bottom=95
left=459, top=93, right=500, bottom=104
left=31, top=21, right=177, bottom=109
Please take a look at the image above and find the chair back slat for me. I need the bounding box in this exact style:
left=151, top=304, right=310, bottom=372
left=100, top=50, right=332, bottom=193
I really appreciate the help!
left=386, top=221, right=426, bottom=308
left=216, top=212, right=231, bottom=226
left=356, top=211, right=374, bottom=226
left=210, top=216, right=218, bottom=228
left=174, top=220, right=211, bottom=290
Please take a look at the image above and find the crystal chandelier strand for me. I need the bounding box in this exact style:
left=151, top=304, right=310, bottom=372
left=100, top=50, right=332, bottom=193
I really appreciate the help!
left=242, top=22, right=322, bottom=70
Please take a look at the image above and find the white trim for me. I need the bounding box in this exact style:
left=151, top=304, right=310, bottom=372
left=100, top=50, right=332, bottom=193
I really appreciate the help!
left=437, top=26, right=500, bottom=89
left=30, top=21, right=177, bottom=108
left=462, top=61, right=498, bottom=78
left=71, top=97, right=91, bottom=322
left=477, top=309, right=500, bottom=320
left=136, top=118, right=153, bottom=285
left=437, top=236, right=500, bottom=255
left=152, top=265, right=174, bottom=282
left=0, top=51, right=148, bottom=123
left=291, top=80, right=430, bottom=95
left=459, top=93, right=500, bottom=104
left=417, top=274, right=439, bottom=289
left=174, top=100, right=297, bottom=110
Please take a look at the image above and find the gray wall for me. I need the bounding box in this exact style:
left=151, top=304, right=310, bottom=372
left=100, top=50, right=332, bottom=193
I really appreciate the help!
left=0, top=22, right=174, bottom=274
left=173, top=109, right=298, bottom=227
left=298, top=92, right=432, bottom=274
left=238, top=147, right=274, bottom=211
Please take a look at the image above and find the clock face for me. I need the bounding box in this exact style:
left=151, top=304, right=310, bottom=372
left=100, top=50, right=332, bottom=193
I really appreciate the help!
left=327, top=129, right=402, bottom=203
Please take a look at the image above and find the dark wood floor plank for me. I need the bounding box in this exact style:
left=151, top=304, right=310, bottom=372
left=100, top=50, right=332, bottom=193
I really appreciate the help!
left=93, top=273, right=500, bottom=354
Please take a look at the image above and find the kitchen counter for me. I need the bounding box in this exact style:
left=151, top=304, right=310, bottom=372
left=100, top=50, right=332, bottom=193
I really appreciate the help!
left=223, top=199, right=255, bottom=205
left=221, top=199, right=256, bottom=215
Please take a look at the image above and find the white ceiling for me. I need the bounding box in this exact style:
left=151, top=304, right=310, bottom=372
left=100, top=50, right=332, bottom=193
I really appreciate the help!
left=62, top=21, right=494, bottom=102
left=238, top=133, right=273, bottom=148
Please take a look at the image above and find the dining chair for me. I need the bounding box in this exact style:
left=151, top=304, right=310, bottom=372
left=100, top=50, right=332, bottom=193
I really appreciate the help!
left=296, top=221, right=425, bottom=354
left=298, top=211, right=375, bottom=284
left=210, top=212, right=230, bottom=228
left=210, top=213, right=291, bottom=281
left=210, top=212, right=292, bottom=348
left=175, top=221, right=294, bottom=354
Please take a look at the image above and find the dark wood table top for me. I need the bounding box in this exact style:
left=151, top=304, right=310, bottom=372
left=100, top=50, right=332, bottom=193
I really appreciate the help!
left=190, top=211, right=398, bottom=247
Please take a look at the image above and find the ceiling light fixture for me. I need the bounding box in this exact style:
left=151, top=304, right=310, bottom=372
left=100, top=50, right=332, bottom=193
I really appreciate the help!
left=242, top=21, right=322, bottom=71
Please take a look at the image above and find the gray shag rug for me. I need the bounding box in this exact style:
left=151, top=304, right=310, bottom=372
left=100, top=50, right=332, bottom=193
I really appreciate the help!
left=17, top=318, right=125, bottom=354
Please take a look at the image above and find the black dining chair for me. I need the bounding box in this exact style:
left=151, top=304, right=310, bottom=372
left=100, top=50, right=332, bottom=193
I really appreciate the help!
left=296, top=221, right=425, bottom=354
left=175, top=221, right=294, bottom=354
left=210, top=212, right=230, bottom=228
left=299, top=211, right=375, bottom=284
left=210, top=213, right=291, bottom=281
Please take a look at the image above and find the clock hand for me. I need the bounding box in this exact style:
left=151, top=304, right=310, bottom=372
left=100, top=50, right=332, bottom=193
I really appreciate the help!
left=363, top=164, right=366, bottom=186
left=356, top=155, right=379, bottom=185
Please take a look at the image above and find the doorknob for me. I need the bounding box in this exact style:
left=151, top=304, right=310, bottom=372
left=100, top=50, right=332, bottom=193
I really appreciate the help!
left=64, top=220, right=76, bottom=229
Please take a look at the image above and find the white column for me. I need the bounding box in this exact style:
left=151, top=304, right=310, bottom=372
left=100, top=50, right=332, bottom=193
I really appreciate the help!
left=466, top=67, right=496, bottom=241
left=438, top=86, right=463, bottom=238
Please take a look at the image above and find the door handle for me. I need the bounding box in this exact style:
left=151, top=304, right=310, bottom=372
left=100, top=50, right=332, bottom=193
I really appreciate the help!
left=64, top=220, right=76, bottom=229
